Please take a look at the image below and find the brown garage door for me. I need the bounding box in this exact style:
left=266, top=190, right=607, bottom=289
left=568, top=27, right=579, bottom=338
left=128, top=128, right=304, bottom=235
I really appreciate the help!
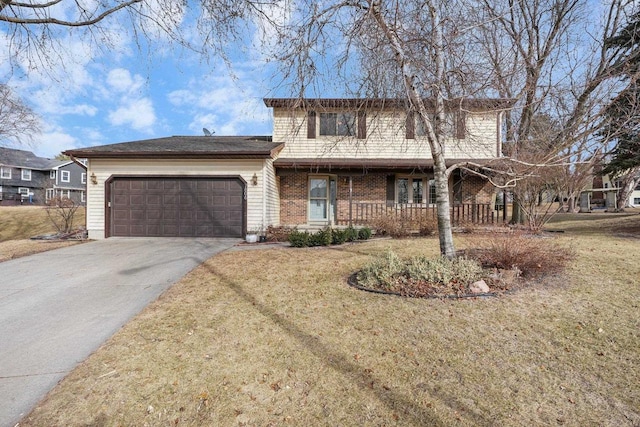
left=109, top=177, right=244, bottom=237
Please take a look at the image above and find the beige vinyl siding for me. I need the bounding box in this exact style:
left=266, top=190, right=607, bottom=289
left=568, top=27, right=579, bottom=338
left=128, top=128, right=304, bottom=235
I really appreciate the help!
left=273, top=108, right=500, bottom=160
left=263, top=157, right=280, bottom=227
left=86, top=158, right=266, bottom=239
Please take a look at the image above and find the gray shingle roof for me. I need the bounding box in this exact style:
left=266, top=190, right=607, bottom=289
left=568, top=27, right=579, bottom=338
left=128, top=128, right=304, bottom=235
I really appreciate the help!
left=64, top=136, right=283, bottom=159
left=0, top=147, right=64, bottom=170
left=263, top=98, right=516, bottom=110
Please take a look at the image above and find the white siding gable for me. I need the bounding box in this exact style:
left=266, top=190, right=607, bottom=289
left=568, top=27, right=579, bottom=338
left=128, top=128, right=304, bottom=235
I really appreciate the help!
left=273, top=108, right=501, bottom=160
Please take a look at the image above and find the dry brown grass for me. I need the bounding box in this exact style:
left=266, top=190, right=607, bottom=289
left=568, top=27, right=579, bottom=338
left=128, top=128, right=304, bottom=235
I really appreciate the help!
left=20, top=220, right=640, bottom=426
left=0, top=239, right=83, bottom=262
left=0, top=206, right=87, bottom=261
left=0, top=206, right=86, bottom=241
left=545, top=208, right=640, bottom=237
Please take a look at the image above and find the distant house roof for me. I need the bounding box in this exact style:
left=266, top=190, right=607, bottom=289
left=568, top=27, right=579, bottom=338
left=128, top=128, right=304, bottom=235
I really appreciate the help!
left=0, top=147, right=63, bottom=170
left=263, top=98, right=516, bottom=111
left=63, top=136, right=284, bottom=159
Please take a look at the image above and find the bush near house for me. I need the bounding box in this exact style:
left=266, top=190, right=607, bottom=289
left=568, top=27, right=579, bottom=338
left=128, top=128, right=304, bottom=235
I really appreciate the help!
left=369, top=214, right=437, bottom=238
left=289, top=226, right=372, bottom=248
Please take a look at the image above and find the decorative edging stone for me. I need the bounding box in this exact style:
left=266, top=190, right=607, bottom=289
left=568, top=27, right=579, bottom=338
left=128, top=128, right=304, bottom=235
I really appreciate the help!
left=347, top=273, right=498, bottom=299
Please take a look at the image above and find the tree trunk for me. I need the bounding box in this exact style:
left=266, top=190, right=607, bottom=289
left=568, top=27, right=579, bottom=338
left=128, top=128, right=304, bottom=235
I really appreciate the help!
left=434, top=155, right=455, bottom=258
left=615, top=166, right=640, bottom=211
left=370, top=0, right=456, bottom=257
left=510, top=195, right=525, bottom=225
left=566, top=196, right=575, bottom=213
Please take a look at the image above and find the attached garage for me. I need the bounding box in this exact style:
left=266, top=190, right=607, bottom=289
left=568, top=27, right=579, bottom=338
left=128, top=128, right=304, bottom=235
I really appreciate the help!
left=108, top=177, right=245, bottom=237
left=63, top=136, right=283, bottom=240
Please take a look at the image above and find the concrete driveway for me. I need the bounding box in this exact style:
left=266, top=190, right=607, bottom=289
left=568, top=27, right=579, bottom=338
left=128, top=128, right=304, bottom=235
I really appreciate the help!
left=0, top=237, right=238, bottom=427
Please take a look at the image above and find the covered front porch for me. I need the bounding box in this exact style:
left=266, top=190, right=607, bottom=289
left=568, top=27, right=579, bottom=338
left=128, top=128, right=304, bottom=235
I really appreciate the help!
left=275, top=159, right=500, bottom=228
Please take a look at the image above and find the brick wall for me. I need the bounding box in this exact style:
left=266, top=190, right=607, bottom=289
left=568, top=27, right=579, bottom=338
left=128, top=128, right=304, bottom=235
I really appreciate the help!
left=279, top=171, right=495, bottom=226
left=459, top=175, right=494, bottom=204
left=336, top=174, right=387, bottom=223
left=279, top=174, right=308, bottom=225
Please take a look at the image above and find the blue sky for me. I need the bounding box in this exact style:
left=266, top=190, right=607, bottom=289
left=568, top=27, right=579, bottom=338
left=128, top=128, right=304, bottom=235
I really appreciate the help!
left=1, top=9, right=280, bottom=159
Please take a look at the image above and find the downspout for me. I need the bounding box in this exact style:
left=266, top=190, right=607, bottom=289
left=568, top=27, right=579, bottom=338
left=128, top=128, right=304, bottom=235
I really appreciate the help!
left=262, top=160, right=267, bottom=235
left=497, top=111, right=503, bottom=158
left=349, top=176, right=353, bottom=227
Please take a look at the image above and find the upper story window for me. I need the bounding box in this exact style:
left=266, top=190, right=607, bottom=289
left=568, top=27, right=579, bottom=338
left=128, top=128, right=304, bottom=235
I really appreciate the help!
left=21, top=169, right=31, bottom=181
left=406, top=111, right=465, bottom=140
left=416, top=114, right=455, bottom=138
left=61, top=170, right=71, bottom=183
left=50, top=170, right=56, bottom=179
left=81, top=173, right=87, bottom=184
left=319, top=112, right=356, bottom=136
left=0, top=167, right=10, bottom=179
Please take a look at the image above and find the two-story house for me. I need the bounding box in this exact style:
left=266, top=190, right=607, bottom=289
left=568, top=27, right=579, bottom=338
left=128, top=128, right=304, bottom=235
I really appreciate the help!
left=48, top=161, right=88, bottom=206
left=1, top=147, right=57, bottom=205
left=0, top=147, right=87, bottom=206
left=64, top=98, right=513, bottom=240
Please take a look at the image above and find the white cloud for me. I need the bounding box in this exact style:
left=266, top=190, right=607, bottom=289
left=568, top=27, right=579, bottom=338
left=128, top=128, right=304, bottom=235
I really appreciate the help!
left=108, top=98, right=156, bottom=131
left=107, top=68, right=145, bottom=94
left=32, top=131, right=79, bottom=158
left=167, top=65, right=272, bottom=137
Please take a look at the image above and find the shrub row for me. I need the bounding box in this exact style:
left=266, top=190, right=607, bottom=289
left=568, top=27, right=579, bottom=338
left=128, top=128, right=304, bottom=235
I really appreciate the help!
left=465, top=232, right=575, bottom=278
left=369, top=215, right=437, bottom=238
left=357, top=250, right=484, bottom=290
left=289, top=226, right=372, bottom=248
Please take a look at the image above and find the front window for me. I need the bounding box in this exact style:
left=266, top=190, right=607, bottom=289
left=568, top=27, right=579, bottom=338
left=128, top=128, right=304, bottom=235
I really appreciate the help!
left=18, top=187, right=29, bottom=196
left=61, top=170, right=70, bottom=183
left=81, top=191, right=86, bottom=202
left=81, top=173, right=87, bottom=184
left=396, top=176, right=436, bottom=205
left=21, top=169, right=31, bottom=181
left=50, top=170, right=56, bottom=179
left=319, top=112, right=355, bottom=136
left=46, top=189, right=55, bottom=200
left=1, top=167, right=11, bottom=179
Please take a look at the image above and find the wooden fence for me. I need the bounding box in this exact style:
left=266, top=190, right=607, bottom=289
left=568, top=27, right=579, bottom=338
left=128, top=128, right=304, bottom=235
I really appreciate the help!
left=337, top=202, right=500, bottom=227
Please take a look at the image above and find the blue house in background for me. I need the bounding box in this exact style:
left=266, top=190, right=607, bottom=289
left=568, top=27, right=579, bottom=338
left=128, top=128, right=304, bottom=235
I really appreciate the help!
left=0, top=147, right=86, bottom=206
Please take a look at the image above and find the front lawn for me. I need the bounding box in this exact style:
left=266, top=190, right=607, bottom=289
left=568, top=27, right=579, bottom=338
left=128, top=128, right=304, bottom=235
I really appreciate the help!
left=0, top=206, right=86, bottom=261
left=21, top=216, right=640, bottom=426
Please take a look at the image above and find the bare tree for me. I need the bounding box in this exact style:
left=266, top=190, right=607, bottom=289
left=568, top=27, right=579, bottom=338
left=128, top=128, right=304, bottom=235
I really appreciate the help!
left=265, top=0, right=640, bottom=254
left=474, top=0, right=637, bottom=227
left=45, top=196, right=80, bottom=234
left=0, top=83, right=39, bottom=146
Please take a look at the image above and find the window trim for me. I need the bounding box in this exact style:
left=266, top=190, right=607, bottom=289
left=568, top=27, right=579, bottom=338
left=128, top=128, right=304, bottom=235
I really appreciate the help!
left=18, top=187, right=29, bottom=196
left=319, top=112, right=356, bottom=137
left=80, top=190, right=86, bottom=203
left=308, top=175, right=338, bottom=224
left=50, top=170, right=56, bottom=179
left=61, top=170, right=71, bottom=183
left=21, top=169, right=32, bottom=181
left=395, top=175, right=436, bottom=206
left=81, top=173, right=87, bottom=184
left=1, top=167, right=11, bottom=179
left=415, top=113, right=455, bottom=138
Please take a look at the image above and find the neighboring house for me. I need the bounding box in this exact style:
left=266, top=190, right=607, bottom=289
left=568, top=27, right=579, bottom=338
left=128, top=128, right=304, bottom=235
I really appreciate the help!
left=64, top=97, right=513, bottom=240
left=48, top=161, right=88, bottom=206
left=0, top=147, right=87, bottom=206
left=589, top=161, right=640, bottom=209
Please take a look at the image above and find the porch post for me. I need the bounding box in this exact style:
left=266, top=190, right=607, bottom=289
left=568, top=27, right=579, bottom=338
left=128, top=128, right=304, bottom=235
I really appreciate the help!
left=349, top=176, right=353, bottom=227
